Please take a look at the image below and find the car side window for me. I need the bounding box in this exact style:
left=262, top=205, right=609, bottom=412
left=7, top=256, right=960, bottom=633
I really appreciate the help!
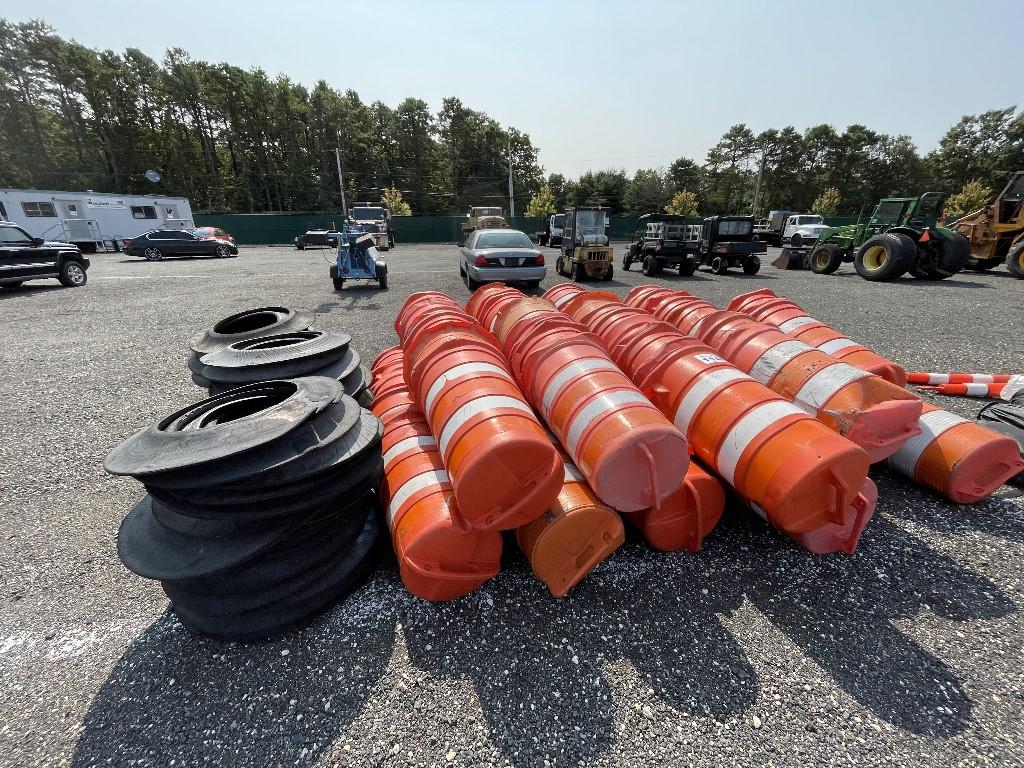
left=467, top=233, right=476, bottom=249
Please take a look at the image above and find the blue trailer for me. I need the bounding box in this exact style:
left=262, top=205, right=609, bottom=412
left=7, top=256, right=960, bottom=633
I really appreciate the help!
left=328, top=225, right=388, bottom=291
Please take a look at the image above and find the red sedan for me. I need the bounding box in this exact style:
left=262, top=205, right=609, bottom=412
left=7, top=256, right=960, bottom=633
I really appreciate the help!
left=192, top=226, right=236, bottom=244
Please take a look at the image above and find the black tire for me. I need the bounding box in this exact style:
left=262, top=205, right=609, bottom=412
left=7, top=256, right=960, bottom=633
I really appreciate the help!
left=295, top=239, right=305, bottom=250
left=810, top=244, right=844, bottom=275
left=333, top=277, right=345, bottom=290
left=215, top=244, right=232, bottom=258
left=790, top=233, right=803, bottom=248
left=742, top=257, right=761, bottom=275
left=143, top=247, right=163, bottom=261
left=854, top=233, right=914, bottom=281
left=641, top=256, right=659, bottom=276
left=377, top=264, right=388, bottom=290
left=191, top=307, right=315, bottom=357
left=1006, top=240, right=1024, bottom=278
left=58, top=260, right=88, bottom=287
left=570, top=262, right=584, bottom=282
left=555, top=256, right=565, bottom=276
left=602, top=264, right=613, bottom=281
left=924, top=233, right=970, bottom=279
left=710, top=256, right=727, bottom=275
left=622, top=256, right=631, bottom=271
left=466, top=271, right=481, bottom=290
left=679, top=259, right=697, bottom=277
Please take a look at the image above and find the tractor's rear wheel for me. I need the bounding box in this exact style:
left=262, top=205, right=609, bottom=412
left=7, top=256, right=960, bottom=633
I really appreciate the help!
left=1006, top=241, right=1024, bottom=278
left=854, top=233, right=915, bottom=281
left=810, top=244, right=844, bottom=275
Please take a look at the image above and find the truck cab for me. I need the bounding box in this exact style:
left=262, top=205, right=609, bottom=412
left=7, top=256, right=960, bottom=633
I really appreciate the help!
left=782, top=214, right=828, bottom=247
left=350, top=204, right=393, bottom=250
left=536, top=213, right=565, bottom=246
left=556, top=207, right=613, bottom=282
left=461, top=206, right=508, bottom=241
left=699, top=215, right=766, bottom=275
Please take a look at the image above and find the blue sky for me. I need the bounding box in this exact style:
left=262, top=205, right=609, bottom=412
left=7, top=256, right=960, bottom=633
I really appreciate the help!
left=7, top=0, right=1023, bottom=177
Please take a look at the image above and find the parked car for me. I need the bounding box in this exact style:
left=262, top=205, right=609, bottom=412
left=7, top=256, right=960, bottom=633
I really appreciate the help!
left=192, top=226, right=236, bottom=244
left=0, top=221, right=90, bottom=288
left=294, top=230, right=339, bottom=250
left=124, top=230, right=239, bottom=261
left=459, top=228, right=545, bottom=290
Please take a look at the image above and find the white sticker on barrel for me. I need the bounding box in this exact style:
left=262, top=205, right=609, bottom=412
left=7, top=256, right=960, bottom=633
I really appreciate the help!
left=564, top=389, right=651, bottom=458
left=695, top=353, right=726, bottom=365
left=793, top=364, right=871, bottom=411
left=778, top=315, right=818, bottom=334
left=540, top=357, right=619, bottom=416
left=887, top=409, right=967, bottom=478
left=672, top=368, right=749, bottom=436
left=387, top=469, right=450, bottom=528
left=423, top=361, right=512, bottom=417
left=437, top=395, right=534, bottom=458
left=748, top=340, right=812, bottom=384
left=716, top=400, right=808, bottom=485
left=817, top=337, right=860, bottom=356
left=563, top=463, right=585, bottom=483
left=383, top=435, right=437, bottom=470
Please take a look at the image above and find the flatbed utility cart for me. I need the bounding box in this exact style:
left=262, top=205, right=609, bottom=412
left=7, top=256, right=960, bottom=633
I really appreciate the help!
left=555, top=207, right=614, bottom=281
left=698, top=215, right=766, bottom=275
left=623, top=213, right=701, bottom=276
left=328, top=224, right=388, bottom=291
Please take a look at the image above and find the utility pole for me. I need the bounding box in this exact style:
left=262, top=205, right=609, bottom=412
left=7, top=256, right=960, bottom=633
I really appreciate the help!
left=335, top=131, right=348, bottom=219
left=751, top=151, right=767, bottom=216
left=507, top=143, right=515, bottom=218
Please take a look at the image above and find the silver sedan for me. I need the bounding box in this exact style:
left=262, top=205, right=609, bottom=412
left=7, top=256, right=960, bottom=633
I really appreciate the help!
left=459, top=228, right=547, bottom=290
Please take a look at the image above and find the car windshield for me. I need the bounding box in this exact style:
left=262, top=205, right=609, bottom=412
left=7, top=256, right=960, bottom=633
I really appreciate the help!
left=352, top=207, right=385, bottom=220
left=474, top=208, right=503, bottom=217
left=717, top=219, right=753, bottom=236
left=476, top=232, right=533, bottom=249
left=796, top=216, right=823, bottom=225
left=553, top=214, right=565, bottom=226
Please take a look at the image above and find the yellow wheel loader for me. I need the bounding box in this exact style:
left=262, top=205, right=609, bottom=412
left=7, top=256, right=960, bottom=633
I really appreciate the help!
left=951, top=171, right=1024, bottom=277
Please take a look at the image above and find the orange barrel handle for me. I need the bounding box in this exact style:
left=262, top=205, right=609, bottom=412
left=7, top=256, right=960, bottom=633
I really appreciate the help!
left=887, top=403, right=1024, bottom=503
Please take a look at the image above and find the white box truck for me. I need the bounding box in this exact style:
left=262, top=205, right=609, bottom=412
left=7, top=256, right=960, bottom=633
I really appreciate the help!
left=0, top=188, right=194, bottom=252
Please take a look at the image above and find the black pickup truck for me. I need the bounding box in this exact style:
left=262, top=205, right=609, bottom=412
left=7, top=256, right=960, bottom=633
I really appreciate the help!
left=0, top=222, right=90, bottom=289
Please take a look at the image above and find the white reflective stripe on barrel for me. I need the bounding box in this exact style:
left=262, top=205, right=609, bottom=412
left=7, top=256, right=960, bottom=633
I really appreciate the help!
left=817, top=337, right=860, bottom=356
left=552, top=292, right=577, bottom=308
left=563, top=463, right=585, bottom=483
left=540, top=357, right=619, bottom=417
left=792, top=364, right=871, bottom=412
left=716, top=400, right=808, bottom=485
left=887, top=409, right=967, bottom=478
left=962, top=382, right=991, bottom=396
left=383, top=435, right=437, bottom=470
left=689, top=316, right=708, bottom=335
left=565, top=389, right=651, bottom=459
left=672, top=368, right=749, bottom=436
left=437, top=395, right=534, bottom=458
left=489, top=315, right=500, bottom=332
left=387, top=469, right=450, bottom=528
left=778, top=315, right=818, bottom=334
left=424, top=361, right=511, bottom=416
left=748, top=339, right=812, bottom=384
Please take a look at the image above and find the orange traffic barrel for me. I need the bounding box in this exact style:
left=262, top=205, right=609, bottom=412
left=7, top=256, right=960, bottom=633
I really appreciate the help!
left=752, top=477, right=878, bottom=555
left=695, top=310, right=922, bottom=462
left=371, top=345, right=404, bottom=376
left=649, top=293, right=720, bottom=336
left=727, top=289, right=906, bottom=387
left=516, top=449, right=625, bottom=598
left=397, top=297, right=562, bottom=531
left=372, top=350, right=503, bottom=601
left=623, top=461, right=725, bottom=552
left=466, top=283, right=524, bottom=331
left=623, top=285, right=675, bottom=312
left=887, top=403, right=1024, bottom=503
left=486, top=297, right=689, bottom=512
left=541, top=282, right=588, bottom=309
left=561, top=309, right=873, bottom=545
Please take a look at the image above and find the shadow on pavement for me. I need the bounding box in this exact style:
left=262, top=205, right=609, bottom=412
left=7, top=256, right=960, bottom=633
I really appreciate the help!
left=72, top=500, right=1012, bottom=766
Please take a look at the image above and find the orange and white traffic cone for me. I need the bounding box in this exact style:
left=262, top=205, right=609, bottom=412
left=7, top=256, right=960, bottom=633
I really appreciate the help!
left=887, top=403, right=1024, bottom=503
left=395, top=295, right=563, bottom=532
left=726, top=288, right=907, bottom=387
left=515, top=438, right=625, bottom=597
left=371, top=350, right=503, bottom=601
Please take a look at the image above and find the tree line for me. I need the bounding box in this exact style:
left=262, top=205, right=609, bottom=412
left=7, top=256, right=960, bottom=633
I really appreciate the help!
left=2, top=20, right=1022, bottom=218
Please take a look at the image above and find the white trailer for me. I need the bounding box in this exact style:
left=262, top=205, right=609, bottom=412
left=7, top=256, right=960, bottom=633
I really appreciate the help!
left=0, top=188, right=194, bottom=253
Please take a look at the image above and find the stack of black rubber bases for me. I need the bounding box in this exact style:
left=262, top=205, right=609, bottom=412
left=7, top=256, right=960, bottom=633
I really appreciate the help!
left=188, top=307, right=373, bottom=404
left=105, top=307, right=382, bottom=642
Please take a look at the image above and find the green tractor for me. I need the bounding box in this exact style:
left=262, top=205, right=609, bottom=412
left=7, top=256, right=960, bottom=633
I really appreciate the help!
left=808, top=192, right=970, bottom=281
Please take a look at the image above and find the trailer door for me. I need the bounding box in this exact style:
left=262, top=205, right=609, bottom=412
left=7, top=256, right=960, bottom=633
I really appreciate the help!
left=56, top=199, right=97, bottom=244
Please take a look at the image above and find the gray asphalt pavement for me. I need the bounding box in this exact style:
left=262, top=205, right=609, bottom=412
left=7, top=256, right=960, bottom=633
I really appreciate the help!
left=1, top=243, right=1022, bottom=768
